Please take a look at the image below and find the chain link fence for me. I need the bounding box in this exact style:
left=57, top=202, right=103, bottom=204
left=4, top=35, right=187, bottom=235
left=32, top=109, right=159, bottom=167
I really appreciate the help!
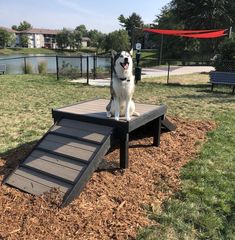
left=212, top=59, right=235, bottom=72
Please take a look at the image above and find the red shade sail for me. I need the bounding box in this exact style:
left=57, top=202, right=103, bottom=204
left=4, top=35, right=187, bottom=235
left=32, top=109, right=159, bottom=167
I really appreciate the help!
left=143, top=28, right=228, bottom=39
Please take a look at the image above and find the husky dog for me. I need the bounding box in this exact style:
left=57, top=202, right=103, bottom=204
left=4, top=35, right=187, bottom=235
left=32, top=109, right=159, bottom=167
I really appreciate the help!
left=106, top=50, right=139, bottom=121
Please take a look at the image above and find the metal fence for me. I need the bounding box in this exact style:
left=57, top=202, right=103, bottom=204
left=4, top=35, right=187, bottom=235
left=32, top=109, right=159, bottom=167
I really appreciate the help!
left=2, top=54, right=234, bottom=85
left=212, top=59, right=235, bottom=72
left=0, top=55, right=112, bottom=83
left=57, top=55, right=112, bottom=81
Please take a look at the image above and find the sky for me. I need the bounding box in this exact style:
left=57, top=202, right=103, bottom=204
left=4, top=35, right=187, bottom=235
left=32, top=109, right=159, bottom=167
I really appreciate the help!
left=1, top=0, right=170, bottom=33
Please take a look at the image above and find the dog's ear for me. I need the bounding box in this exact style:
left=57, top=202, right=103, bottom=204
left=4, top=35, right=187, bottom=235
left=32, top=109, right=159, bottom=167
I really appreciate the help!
left=129, top=48, right=134, bottom=57
left=111, top=50, right=117, bottom=59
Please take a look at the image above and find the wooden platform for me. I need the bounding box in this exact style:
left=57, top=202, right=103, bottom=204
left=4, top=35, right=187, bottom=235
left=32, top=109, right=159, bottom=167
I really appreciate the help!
left=4, top=99, right=173, bottom=207
left=52, top=99, right=168, bottom=168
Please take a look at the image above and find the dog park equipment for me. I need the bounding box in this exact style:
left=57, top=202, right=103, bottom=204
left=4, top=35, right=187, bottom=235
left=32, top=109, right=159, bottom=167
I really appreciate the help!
left=4, top=99, right=175, bottom=207
left=210, top=71, right=235, bottom=93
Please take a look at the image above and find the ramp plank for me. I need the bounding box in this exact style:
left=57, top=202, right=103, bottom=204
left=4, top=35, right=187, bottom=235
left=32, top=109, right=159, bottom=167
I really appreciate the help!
left=7, top=174, right=52, bottom=195
left=59, top=118, right=113, bottom=135
left=7, top=167, right=72, bottom=195
left=24, top=153, right=85, bottom=182
left=38, top=140, right=95, bottom=161
left=51, top=125, right=105, bottom=143
left=31, top=150, right=85, bottom=171
left=44, top=134, right=98, bottom=152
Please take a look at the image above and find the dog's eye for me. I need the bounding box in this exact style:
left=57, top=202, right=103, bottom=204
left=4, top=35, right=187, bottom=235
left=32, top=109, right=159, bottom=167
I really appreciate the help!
left=120, top=55, right=123, bottom=58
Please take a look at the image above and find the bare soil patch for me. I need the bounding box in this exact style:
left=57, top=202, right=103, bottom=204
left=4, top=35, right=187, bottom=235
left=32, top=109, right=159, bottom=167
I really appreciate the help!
left=0, top=118, right=216, bottom=240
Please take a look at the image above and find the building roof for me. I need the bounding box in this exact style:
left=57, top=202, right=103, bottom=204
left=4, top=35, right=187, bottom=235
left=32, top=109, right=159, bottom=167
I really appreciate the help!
left=21, top=28, right=60, bottom=35
left=0, top=26, right=17, bottom=33
left=82, top=37, right=91, bottom=41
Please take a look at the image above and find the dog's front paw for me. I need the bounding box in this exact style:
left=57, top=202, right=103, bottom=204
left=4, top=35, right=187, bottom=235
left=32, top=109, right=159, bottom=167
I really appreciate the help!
left=126, top=116, right=131, bottom=121
left=106, top=111, right=112, bottom=118
left=115, top=116, right=119, bottom=121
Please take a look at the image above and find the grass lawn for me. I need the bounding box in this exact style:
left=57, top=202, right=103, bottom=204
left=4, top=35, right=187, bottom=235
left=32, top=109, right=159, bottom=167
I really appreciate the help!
left=0, top=74, right=235, bottom=239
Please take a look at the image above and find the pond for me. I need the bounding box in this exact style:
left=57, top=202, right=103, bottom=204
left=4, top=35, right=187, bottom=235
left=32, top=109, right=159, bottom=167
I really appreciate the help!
left=0, top=54, right=111, bottom=75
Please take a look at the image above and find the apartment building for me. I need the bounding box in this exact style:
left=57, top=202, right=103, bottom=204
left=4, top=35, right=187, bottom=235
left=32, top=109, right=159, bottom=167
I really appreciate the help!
left=19, top=28, right=59, bottom=48
left=1, top=26, right=90, bottom=49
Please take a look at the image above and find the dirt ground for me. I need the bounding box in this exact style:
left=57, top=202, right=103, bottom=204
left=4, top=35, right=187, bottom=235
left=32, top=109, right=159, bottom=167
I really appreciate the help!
left=0, top=117, right=216, bottom=240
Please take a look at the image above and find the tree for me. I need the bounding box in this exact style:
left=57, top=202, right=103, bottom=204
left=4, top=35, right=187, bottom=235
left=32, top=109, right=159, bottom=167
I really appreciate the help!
left=218, top=38, right=235, bottom=60
left=104, top=30, right=130, bottom=52
left=72, top=30, right=82, bottom=50
left=20, top=34, right=29, bottom=47
left=151, top=0, right=235, bottom=60
left=56, top=28, right=70, bottom=49
left=154, top=4, right=199, bottom=60
left=171, top=0, right=234, bottom=29
left=0, top=28, right=15, bottom=48
left=118, top=12, right=144, bottom=48
left=56, top=28, right=82, bottom=50
left=212, top=38, right=235, bottom=71
left=170, top=0, right=235, bottom=54
left=12, top=21, right=32, bottom=31
left=11, top=25, right=18, bottom=31
left=75, top=25, right=88, bottom=37
left=88, top=29, right=106, bottom=51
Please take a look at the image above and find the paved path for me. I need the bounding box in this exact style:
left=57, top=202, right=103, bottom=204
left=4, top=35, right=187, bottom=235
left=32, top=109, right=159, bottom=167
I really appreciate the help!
left=71, top=66, right=214, bottom=86
left=141, top=66, right=214, bottom=78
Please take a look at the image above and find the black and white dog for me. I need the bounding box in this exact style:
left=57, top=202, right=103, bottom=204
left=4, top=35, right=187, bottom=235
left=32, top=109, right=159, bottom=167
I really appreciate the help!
left=106, top=50, right=139, bottom=121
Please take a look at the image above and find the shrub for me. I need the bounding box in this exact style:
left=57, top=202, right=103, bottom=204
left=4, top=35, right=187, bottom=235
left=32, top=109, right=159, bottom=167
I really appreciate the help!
left=21, top=62, right=34, bottom=74
left=218, top=39, right=235, bottom=60
left=38, top=61, right=47, bottom=74
left=59, top=61, right=81, bottom=79
left=213, top=39, right=235, bottom=72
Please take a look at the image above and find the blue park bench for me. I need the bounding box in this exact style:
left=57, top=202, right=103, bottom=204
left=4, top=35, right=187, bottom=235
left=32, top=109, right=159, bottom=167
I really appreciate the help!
left=210, top=71, right=235, bottom=93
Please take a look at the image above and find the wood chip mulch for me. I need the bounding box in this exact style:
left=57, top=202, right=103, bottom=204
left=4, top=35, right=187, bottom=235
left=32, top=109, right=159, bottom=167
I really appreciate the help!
left=0, top=117, right=216, bottom=240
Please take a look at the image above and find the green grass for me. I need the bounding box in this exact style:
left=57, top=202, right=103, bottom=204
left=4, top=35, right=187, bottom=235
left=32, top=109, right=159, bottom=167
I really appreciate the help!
left=137, top=113, right=235, bottom=240
left=0, top=74, right=235, bottom=239
left=133, top=49, right=158, bottom=67
left=0, top=74, right=108, bottom=153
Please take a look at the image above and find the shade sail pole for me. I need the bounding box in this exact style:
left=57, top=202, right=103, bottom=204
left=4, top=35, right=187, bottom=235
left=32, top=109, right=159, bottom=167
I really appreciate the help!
left=159, top=34, right=163, bottom=65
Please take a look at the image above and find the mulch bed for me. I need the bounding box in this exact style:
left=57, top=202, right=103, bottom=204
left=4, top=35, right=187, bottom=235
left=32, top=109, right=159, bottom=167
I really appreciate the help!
left=0, top=117, right=216, bottom=240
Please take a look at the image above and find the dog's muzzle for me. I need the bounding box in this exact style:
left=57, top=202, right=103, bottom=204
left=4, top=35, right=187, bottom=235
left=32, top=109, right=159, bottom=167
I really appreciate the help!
left=120, top=58, right=129, bottom=70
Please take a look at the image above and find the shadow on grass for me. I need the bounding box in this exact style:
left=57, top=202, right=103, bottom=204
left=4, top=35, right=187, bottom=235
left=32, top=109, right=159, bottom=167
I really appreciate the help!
left=168, top=90, right=235, bottom=101
left=142, top=82, right=234, bottom=96
left=0, top=141, right=37, bottom=178
left=140, top=81, right=210, bottom=89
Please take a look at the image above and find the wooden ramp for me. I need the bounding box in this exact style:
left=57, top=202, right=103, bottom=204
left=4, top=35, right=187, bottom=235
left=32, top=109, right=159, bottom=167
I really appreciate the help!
left=162, top=117, right=176, bottom=132
left=4, top=118, right=113, bottom=207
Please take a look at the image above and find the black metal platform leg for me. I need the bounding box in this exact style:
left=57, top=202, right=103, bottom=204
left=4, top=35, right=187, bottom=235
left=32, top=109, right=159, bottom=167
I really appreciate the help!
left=153, top=117, right=161, bottom=146
left=120, top=133, right=129, bottom=169
left=211, top=84, right=214, bottom=92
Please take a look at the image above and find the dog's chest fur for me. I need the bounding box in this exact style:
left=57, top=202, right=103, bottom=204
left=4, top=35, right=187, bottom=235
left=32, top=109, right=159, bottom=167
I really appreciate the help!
left=112, top=75, right=135, bottom=99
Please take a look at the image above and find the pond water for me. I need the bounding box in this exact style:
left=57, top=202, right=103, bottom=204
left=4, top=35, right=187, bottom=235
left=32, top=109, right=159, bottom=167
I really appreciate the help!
left=0, top=54, right=111, bottom=74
